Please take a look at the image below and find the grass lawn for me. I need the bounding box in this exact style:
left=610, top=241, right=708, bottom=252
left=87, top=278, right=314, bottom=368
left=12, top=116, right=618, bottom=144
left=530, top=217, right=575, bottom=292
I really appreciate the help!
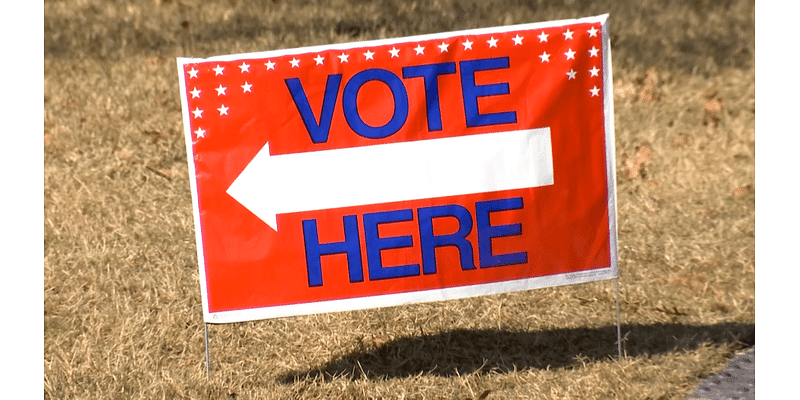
left=44, top=0, right=754, bottom=398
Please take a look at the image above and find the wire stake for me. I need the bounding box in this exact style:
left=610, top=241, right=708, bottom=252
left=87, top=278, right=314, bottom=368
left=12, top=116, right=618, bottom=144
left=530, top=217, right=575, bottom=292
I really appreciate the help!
left=204, top=323, right=212, bottom=380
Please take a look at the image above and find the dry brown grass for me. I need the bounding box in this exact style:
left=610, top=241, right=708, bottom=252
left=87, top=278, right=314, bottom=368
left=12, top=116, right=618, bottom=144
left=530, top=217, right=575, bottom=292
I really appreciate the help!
left=44, top=0, right=754, bottom=398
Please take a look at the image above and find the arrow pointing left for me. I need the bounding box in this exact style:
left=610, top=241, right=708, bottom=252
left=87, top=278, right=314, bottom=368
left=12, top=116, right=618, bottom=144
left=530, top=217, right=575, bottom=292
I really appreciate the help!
left=226, top=128, right=554, bottom=231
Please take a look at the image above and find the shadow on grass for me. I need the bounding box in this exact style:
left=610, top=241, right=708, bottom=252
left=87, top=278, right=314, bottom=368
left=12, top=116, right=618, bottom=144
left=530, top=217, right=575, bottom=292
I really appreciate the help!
left=279, top=322, right=754, bottom=382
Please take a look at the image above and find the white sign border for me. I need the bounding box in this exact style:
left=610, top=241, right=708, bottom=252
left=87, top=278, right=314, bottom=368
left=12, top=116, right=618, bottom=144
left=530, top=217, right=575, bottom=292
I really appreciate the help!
left=208, top=267, right=617, bottom=324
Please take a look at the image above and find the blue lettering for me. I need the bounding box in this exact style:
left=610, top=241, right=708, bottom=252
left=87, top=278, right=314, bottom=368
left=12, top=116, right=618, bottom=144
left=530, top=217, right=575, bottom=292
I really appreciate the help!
left=342, top=68, right=409, bottom=139
left=302, top=215, right=363, bottom=287
left=401, top=62, right=457, bottom=132
left=475, top=197, right=527, bottom=268
left=286, top=56, right=519, bottom=143
left=459, top=57, right=517, bottom=128
left=418, top=204, right=475, bottom=274
left=303, top=197, right=529, bottom=286
left=285, top=74, right=342, bottom=144
left=363, top=209, right=420, bottom=280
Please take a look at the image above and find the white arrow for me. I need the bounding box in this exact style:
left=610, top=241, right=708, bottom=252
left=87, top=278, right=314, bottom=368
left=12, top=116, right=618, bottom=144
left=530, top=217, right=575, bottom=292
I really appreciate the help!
left=226, top=127, right=554, bottom=231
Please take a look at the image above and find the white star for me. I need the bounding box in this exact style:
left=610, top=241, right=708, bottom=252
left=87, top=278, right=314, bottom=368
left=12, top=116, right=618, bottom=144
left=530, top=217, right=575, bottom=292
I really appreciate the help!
left=539, top=52, right=550, bottom=62
left=564, top=48, right=576, bottom=60
left=218, top=104, right=229, bottom=115
left=238, top=62, right=250, bottom=73
left=338, top=53, right=349, bottom=63
left=588, top=27, right=599, bottom=37
left=194, top=127, right=206, bottom=138
left=192, top=107, right=203, bottom=119
left=512, top=34, right=523, bottom=45
left=487, top=37, right=498, bottom=48
left=363, top=50, right=375, bottom=60
left=213, top=65, right=224, bottom=75
left=589, top=47, right=599, bottom=57
left=537, top=31, right=548, bottom=42
left=389, top=47, right=400, bottom=58
left=438, top=42, right=449, bottom=52
left=290, top=58, right=300, bottom=68
left=241, top=82, right=252, bottom=93
left=265, top=60, right=276, bottom=70
left=462, top=39, right=473, bottom=50
left=567, top=69, right=577, bottom=80
left=314, top=55, right=325, bottom=65
left=187, top=67, right=199, bottom=78
left=414, top=44, right=425, bottom=55
left=215, top=84, right=226, bottom=96
left=590, top=86, right=600, bottom=96
left=190, top=87, right=201, bottom=98
left=589, top=66, right=600, bottom=77
left=563, top=29, right=574, bottom=40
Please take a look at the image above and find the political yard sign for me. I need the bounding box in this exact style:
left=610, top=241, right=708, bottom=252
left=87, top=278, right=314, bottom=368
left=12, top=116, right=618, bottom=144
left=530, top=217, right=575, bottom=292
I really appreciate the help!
left=177, top=15, right=618, bottom=323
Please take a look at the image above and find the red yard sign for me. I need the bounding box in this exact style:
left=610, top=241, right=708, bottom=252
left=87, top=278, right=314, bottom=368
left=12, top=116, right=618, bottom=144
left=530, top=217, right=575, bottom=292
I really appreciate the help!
left=178, top=15, right=618, bottom=323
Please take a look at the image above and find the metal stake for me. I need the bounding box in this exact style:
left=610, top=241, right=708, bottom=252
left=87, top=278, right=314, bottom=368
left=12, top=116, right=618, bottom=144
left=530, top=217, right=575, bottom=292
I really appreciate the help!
left=204, top=323, right=211, bottom=379
left=614, top=276, right=623, bottom=360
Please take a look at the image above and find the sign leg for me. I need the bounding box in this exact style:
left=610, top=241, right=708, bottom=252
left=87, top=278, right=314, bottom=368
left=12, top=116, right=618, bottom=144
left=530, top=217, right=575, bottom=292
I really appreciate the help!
left=204, top=323, right=212, bottom=380
left=614, top=277, right=623, bottom=360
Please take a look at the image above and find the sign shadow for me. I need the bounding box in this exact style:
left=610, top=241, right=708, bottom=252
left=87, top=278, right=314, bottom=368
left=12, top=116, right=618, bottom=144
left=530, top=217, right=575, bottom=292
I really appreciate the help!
left=278, top=322, right=754, bottom=383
